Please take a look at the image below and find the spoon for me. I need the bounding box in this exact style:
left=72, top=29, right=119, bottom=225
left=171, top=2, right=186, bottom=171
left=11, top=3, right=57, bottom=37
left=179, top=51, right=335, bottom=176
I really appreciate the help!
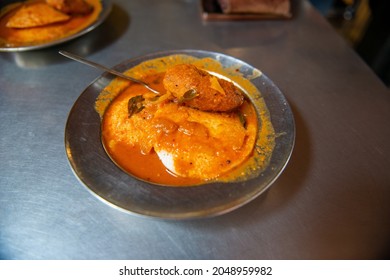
left=59, top=50, right=159, bottom=94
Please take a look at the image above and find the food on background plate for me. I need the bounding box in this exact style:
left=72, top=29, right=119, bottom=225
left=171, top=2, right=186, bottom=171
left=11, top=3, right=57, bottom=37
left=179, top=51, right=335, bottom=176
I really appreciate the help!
left=96, top=55, right=275, bottom=186
left=6, top=3, right=70, bottom=28
left=46, top=0, right=93, bottom=14
left=0, top=0, right=101, bottom=47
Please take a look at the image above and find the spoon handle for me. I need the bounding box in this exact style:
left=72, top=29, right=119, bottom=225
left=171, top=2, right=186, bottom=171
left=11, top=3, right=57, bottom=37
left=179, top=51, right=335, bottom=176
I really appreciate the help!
left=59, top=51, right=159, bottom=94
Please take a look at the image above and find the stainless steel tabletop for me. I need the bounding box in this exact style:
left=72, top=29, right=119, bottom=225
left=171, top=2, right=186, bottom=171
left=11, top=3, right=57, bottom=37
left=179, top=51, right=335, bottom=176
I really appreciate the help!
left=1, top=0, right=389, bottom=259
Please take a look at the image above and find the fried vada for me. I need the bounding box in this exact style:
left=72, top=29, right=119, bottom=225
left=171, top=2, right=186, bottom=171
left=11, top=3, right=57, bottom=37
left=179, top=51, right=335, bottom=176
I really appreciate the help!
left=163, top=64, right=244, bottom=112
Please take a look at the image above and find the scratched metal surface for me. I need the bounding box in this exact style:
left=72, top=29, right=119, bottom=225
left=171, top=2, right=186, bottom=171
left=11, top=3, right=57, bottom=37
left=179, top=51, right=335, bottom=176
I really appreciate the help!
left=1, top=0, right=390, bottom=259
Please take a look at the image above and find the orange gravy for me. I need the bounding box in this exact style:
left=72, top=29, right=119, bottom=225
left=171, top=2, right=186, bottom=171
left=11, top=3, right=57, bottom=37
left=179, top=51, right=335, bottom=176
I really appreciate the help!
left=105, top=140, right=203, bottom=186
left=0, top=0, right=102, bottom=47
left=97, top=54, right=276, bottom=187
left=102, top=72, right=202, bottom=186
left=101, top=72, right=258, bottom=186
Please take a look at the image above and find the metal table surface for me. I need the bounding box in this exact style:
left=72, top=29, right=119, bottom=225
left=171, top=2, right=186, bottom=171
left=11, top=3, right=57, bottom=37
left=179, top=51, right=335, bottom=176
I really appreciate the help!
left=1, top=0, right=389, bottom=260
